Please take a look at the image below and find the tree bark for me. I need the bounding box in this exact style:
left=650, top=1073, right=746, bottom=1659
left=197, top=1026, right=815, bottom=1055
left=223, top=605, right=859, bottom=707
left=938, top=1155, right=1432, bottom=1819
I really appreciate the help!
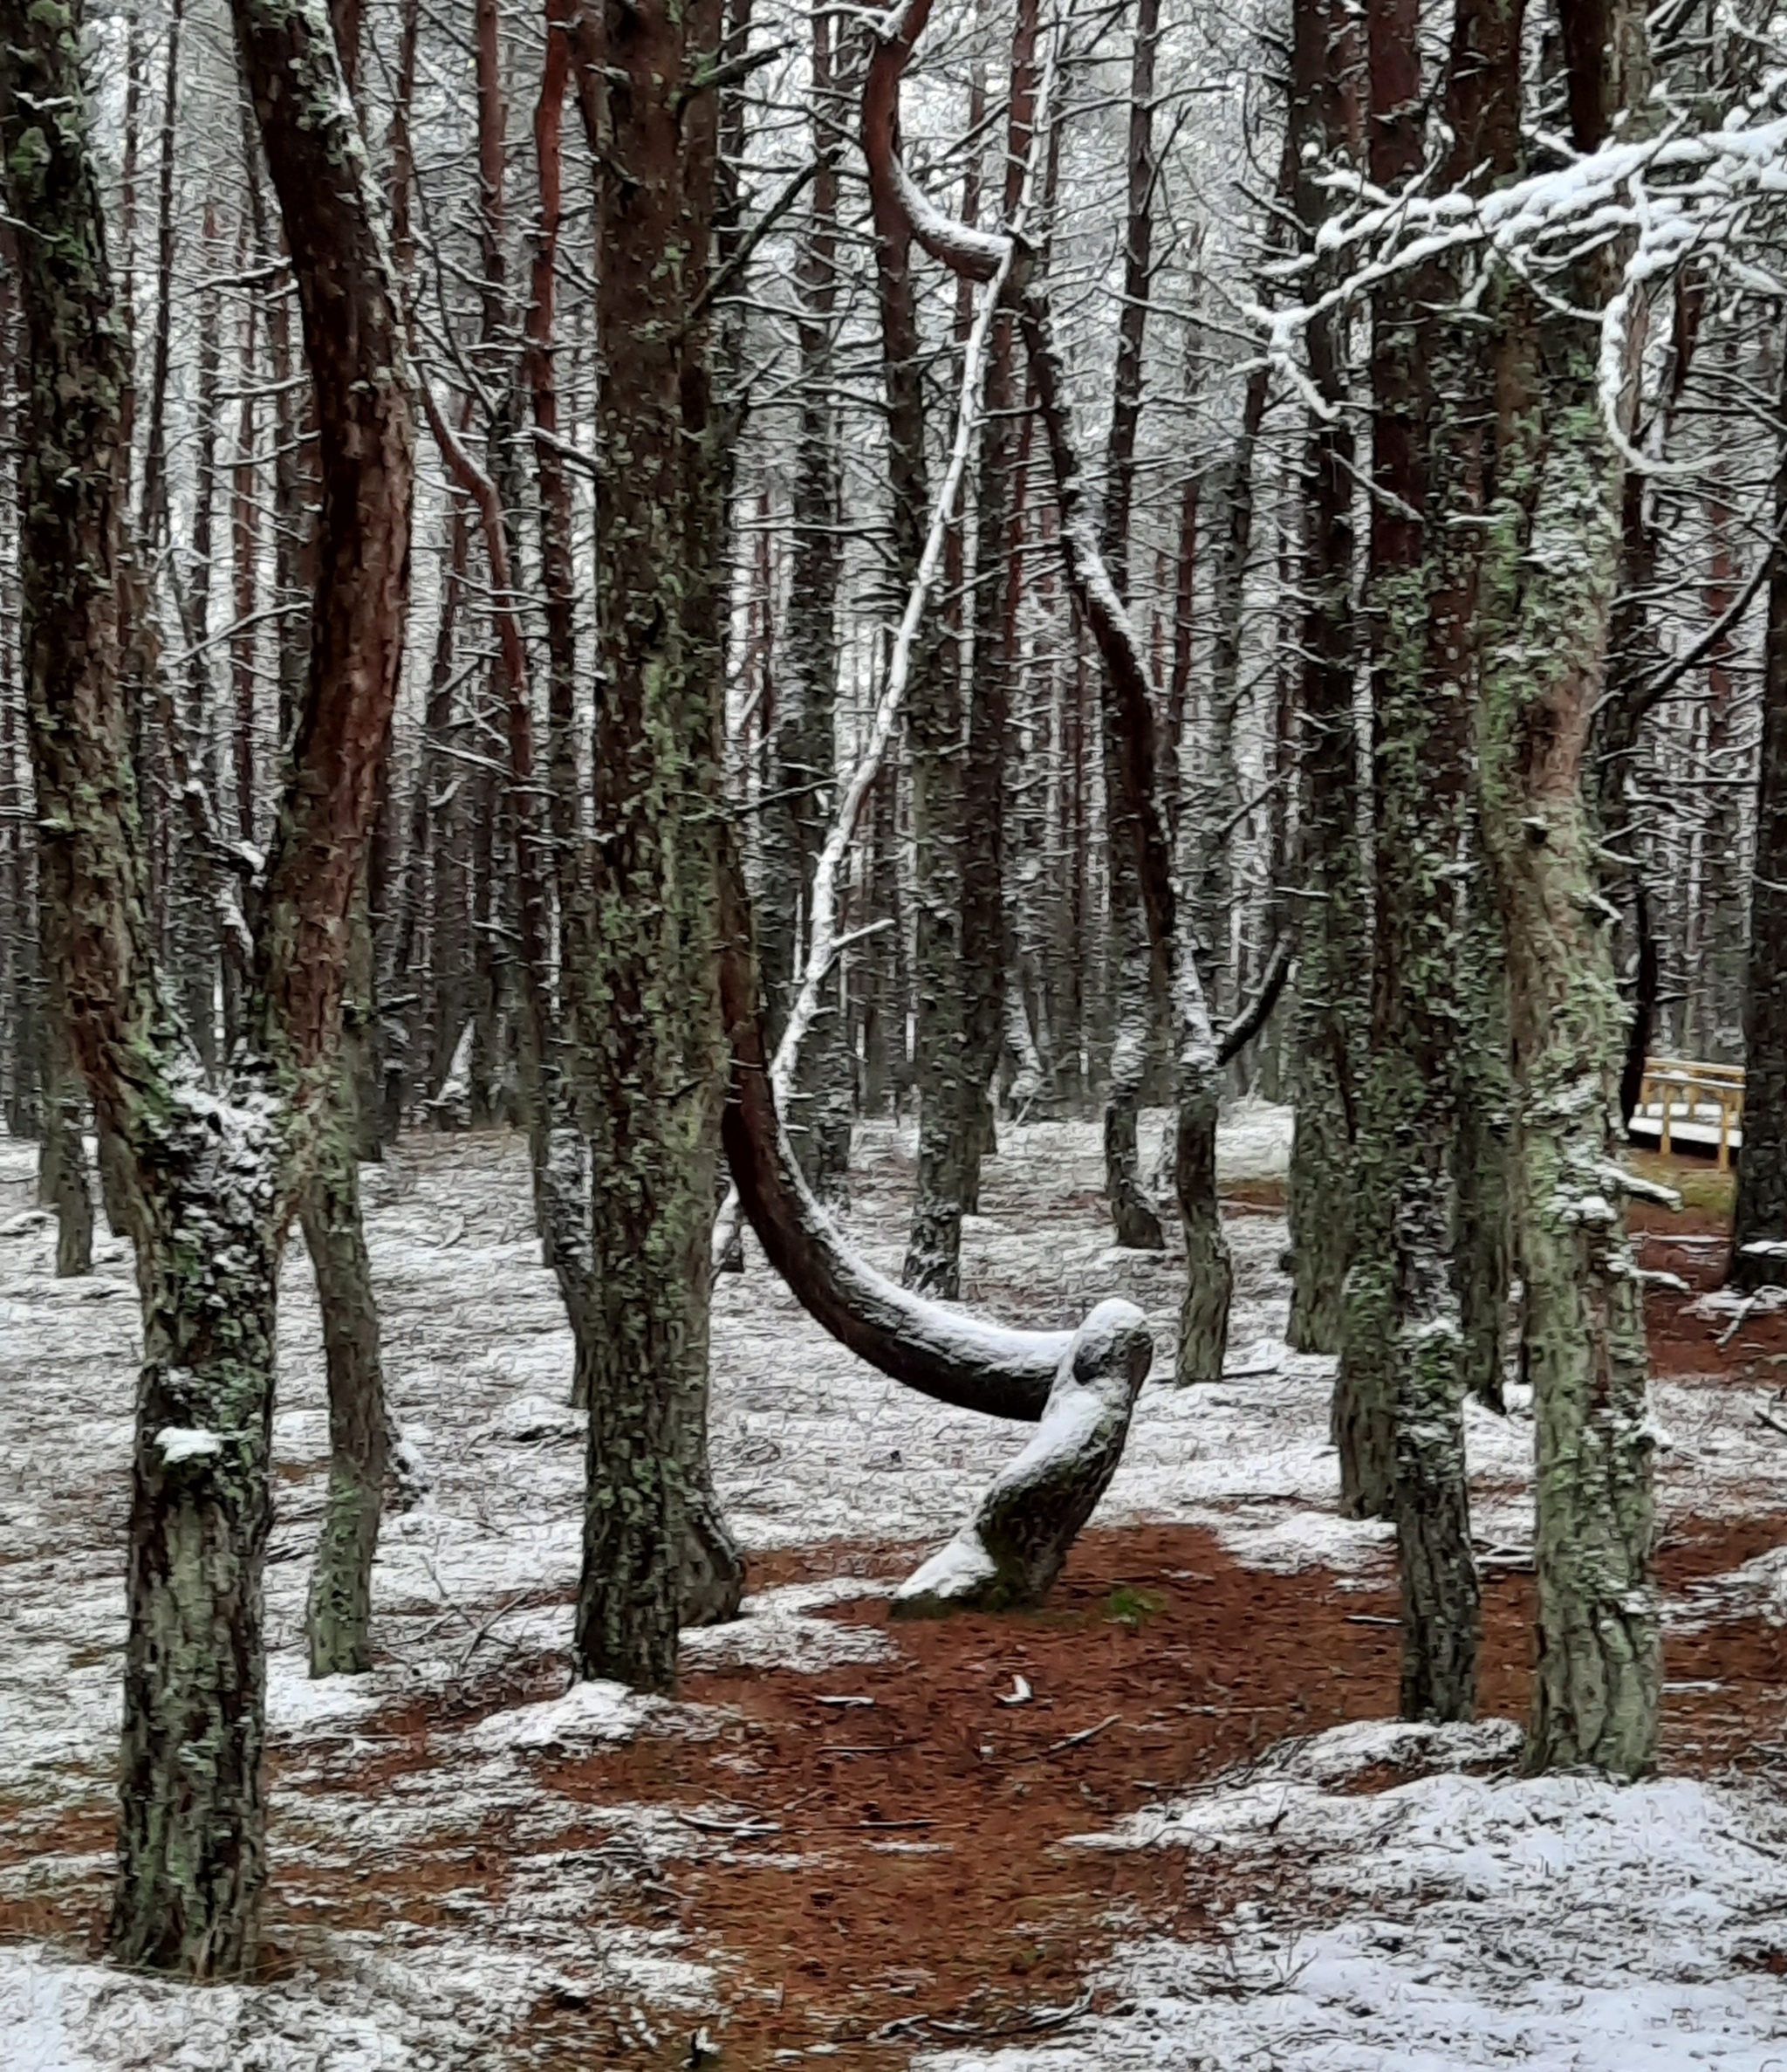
left=1, top=0, right=414, bottom=1973
left=866, top=7, right=962, bottom=1298
left=1095, top=0, right=1167, bottom=1257
left=1731, top=329, right=1787, bottom=1288
left=763, top=2, right=852, bottom=1204
left=299, top=925, right=387, bottom=1677
left=571, top=0, right=732, bottom=1693
left=299, top=1074, right=386, bottom=1677
left=1284, top=14, right=1364, bottom=1362
left=38, top=975, right=93, bottom=1279
left=1475, top=0, right=1660, bottom=1781
left=958, top=0, right=1039, bottom=1215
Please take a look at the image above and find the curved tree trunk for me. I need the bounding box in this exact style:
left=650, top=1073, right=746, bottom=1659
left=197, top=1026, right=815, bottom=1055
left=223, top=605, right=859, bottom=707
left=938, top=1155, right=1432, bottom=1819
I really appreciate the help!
left=894, top=1298, right=1152, bottom=1614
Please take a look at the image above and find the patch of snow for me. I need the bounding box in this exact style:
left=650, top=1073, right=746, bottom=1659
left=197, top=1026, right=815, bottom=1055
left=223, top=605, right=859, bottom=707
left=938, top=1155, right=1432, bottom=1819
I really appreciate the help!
left=679, top=1576, right=895, bottom=1674
left=1222, top=1336, right=1287, bottom=1379
left=0, top=1940, right=475, bottom=2070
left=926, top=1735, right=1787, bottom=2071
left=1687, top=1286, right=1787, bottom=1320
left=154, top=1425, right=223, bottom=1464
left=1174, top=1715, right=1523, bottom=1799
left=464, top=1677, right=705, bottom=1752
left=895, top=1529, right=1000, bottom=1609
left=1210, top=1097, right=1295, bottom=1181
left=1674, top=1537, right=1787, bottom=1629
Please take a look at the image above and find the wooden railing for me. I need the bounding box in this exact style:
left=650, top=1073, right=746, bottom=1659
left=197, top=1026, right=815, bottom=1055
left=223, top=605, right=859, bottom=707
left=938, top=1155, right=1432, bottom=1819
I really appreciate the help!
left=1633, top=1057, right=1746, bottom=1168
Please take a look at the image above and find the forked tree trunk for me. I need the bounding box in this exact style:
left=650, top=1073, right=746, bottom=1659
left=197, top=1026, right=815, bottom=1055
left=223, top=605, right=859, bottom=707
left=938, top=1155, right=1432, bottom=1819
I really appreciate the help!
left=1, top=0, right=414, bottom=1975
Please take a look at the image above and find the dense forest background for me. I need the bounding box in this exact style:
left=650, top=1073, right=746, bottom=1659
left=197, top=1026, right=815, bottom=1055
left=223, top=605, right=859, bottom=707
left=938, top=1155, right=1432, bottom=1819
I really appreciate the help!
left=5, top=0, right=1787, bottom=2031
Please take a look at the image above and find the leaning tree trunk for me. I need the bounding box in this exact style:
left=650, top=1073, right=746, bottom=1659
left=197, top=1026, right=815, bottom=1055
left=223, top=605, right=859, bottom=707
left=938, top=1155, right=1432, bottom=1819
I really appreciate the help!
left=1092, top=0, right=1166, bottom=1257
left=571, top=0, right=732, bottom=1694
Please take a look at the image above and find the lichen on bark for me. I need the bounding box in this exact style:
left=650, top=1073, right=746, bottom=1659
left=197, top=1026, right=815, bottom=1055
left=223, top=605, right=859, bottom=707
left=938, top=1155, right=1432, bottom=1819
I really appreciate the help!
left=570, top=0, right=736, bottom=1694
left=1477, top=378, right=1659, bottom=1778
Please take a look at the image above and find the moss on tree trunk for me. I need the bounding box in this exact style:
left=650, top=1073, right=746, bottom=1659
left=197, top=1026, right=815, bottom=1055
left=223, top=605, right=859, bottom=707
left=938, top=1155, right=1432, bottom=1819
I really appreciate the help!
left=109, top=1088, right=284, bottom=1974
left=300, top=1055, right=387, bottom=1678
left=1479, top=377, right=1659, bottom=1779
left=572, top=0, right=734, bottom=1692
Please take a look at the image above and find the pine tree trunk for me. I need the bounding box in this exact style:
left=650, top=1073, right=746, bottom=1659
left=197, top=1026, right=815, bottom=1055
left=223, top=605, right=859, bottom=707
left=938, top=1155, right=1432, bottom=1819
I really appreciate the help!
left=1283, top=0, right=1365, bottom=1368
left=1095, top=0, right=1167, bottom=1257
left=1730, top=332, right=1787, bottom=1287
left=1171, top=1062, right=1229, bottom=1384
left=765, top=3, right=852, bottom=1204
left=3, top=0, right=415, bottom=1974
left=572, top=0, right=731, bottom=1691
left=1454, top=869, right=1512, bottom=1410
left=300, top=925, right=387, bottom=1677
left=1480, top=358, right=1659, bottom=1777
left=1475, top=0, right=1660, bottom=1779
left=959, top=3, right=1038, bottom=1216
left=1393, top=1177, right=1480, bottom=1720
left=38, top=988, right=93, bottom=1279
left=1104, top=941, right=1164, bottom=1251
left=1195, top=363, right=1267, bottom=1018
left=112, top=1141, right=283, bottom=1974
left=1284, top=305, right=1363, bottom=1355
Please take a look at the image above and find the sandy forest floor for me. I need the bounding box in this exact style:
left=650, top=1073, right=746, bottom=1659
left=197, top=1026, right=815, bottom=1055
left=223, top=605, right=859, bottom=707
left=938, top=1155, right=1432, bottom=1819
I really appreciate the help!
left=3, top=1107, right=1787, bottom=2069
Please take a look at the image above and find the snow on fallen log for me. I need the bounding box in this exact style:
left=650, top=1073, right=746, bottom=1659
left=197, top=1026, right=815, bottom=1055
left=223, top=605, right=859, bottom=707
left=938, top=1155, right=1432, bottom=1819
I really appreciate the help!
left=892, top=1298, right=1153, bottom=1616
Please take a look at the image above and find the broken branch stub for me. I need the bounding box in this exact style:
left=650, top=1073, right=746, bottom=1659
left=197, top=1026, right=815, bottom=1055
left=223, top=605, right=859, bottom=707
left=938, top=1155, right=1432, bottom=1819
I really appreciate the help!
left=892, top=1298, right=1154, bottom=1616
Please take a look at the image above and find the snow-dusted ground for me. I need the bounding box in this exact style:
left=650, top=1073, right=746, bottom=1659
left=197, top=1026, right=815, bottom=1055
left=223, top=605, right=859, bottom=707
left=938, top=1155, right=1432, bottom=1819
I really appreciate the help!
left=924, top=1719, right=1787, bottom=2072
left=3, top=1103, right=1785, bottom=2068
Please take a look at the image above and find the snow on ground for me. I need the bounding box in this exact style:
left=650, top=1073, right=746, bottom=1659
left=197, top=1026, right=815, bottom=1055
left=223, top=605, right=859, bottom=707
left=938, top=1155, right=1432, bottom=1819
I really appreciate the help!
left=921, top=1719, right=1787, bottom=2072
left=3, top=1105, right=1787, bottom=2066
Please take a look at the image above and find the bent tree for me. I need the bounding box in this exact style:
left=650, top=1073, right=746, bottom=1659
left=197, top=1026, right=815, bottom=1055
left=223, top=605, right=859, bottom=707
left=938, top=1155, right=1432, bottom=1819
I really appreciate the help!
left=861, top=0, right=1236, bottom=1386
left=0, top=0, right=413, bottom=1976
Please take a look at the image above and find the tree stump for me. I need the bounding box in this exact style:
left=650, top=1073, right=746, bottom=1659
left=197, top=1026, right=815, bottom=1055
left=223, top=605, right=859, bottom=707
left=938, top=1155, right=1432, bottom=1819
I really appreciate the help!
left=892, top=1299, right=1153, bottom=1616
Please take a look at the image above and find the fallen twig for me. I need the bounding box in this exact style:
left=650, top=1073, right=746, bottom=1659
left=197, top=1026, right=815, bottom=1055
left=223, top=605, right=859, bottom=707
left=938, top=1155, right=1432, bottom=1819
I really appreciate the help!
left=674, top=1810, right=783, bottom=1839
left=1041, top=1712, right=1122, bottom=1756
